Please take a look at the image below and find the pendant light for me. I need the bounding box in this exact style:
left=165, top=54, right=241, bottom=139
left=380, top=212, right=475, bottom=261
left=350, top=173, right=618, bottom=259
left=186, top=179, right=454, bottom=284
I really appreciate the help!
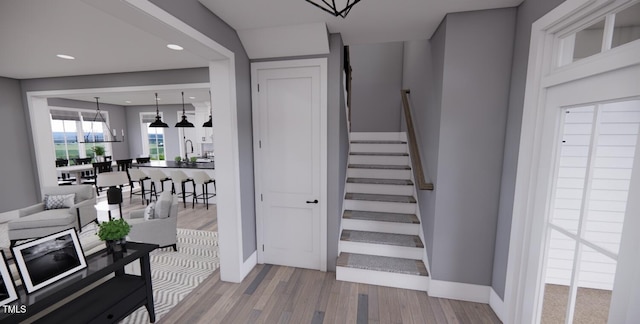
left=175, top=91, right=195, bottom=128
left=202, top=90, right=213, bottom=127
left=149, top=92, right=169, bottom=128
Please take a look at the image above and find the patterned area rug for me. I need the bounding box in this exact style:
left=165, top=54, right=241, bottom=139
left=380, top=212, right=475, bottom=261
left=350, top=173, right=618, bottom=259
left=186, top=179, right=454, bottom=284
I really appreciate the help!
left=0, top=222, right=218, bottom=323
left=122, top=229, right=219, bottom=323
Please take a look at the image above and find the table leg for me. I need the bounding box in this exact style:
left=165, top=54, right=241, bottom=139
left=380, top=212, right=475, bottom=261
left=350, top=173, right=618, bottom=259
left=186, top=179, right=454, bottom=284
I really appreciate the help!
left=141, top=254, right=156, bottom=322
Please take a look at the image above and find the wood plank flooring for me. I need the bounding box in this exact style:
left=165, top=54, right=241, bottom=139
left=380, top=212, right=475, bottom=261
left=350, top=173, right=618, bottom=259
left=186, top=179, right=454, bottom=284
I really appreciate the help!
left=160, top=264, right=501, bottom=323
left=114, top=191, right=500, bottom=323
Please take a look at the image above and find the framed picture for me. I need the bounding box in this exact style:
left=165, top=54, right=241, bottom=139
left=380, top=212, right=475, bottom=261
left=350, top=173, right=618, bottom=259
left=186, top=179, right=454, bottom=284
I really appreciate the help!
left=0, top=250, right=18, bottom=306
left=12, top=229, right=86, bottom=294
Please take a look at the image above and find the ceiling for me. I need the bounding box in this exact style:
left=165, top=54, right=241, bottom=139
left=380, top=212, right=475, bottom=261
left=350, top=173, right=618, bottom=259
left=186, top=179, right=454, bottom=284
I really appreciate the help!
left=0, top=0, right=209, bottom=80
left=199, top=0, right=524, bottom=45
left=0, top=0, right=525, bottom=91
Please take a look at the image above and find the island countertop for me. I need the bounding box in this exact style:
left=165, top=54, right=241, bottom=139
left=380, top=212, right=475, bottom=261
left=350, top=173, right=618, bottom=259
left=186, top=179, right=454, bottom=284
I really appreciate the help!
left=135, top=161, right=215, bottom=169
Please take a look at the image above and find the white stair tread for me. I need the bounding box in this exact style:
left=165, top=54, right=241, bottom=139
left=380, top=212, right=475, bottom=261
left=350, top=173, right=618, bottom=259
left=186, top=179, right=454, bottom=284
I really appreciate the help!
left=337, top=253, right=428, bottom=276
left=345, top=193, right=416, bottom=204
left=349, top=164, right=411, bottom=170
left=350, top=140, right=407, bottom=144
left=350, top=152, right=409, bottom=156
left=341, top=230, right=424, bottom=248
left=347, top=177, right=413, bottom=186
left=343, top=210, right=419, bottom=224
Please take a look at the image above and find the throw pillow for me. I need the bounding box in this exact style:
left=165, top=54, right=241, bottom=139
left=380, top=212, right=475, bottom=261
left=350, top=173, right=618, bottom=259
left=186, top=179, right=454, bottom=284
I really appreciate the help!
left=154, top=191, right=173, bottom=219
left=144, top=202, right=156, bottom=221
left=44, top=193, right=76, bottom=210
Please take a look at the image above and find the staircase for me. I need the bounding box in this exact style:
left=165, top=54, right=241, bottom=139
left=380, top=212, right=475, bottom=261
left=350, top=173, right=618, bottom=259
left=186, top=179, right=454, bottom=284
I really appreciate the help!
left=336, top=132, right=429, bottom=291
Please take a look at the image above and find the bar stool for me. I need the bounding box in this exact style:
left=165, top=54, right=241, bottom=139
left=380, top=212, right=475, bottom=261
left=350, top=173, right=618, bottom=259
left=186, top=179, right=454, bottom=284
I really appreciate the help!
left=129, top=168, right=151, bottom=205
left=170, top=170, right=196, bottom=208
left=192, top=171, right=216, bottom=210
left=147, top=169, right=172, bottom=202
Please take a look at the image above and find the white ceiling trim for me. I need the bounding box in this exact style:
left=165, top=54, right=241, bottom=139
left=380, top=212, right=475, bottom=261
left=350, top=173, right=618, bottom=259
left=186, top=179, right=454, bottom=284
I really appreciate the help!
left=238, top=22, right=330, bottom=59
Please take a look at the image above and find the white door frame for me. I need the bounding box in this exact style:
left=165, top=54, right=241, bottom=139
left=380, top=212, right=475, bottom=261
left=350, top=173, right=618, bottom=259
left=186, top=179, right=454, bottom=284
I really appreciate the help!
left=504, top=0, right=640, bottom=323
left=251, top=58, right=328, bottom=272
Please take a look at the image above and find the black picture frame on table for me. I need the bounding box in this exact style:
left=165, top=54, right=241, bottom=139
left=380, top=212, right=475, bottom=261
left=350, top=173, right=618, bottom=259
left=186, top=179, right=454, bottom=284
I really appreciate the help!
left=0, top=250, right=18, bottom=306
left=11, top=228, right=86, bottom=294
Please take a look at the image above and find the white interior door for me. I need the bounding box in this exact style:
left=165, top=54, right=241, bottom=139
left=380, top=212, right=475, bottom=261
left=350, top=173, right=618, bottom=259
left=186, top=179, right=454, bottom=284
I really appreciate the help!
left=253, top=60, right=327, bottom=271
left=538, top=63, right=640, bottom=323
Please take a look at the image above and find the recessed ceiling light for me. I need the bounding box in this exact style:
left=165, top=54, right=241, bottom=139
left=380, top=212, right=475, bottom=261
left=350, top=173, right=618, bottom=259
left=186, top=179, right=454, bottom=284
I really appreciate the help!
left=167, top=44, right=183, bottom=51
left=189, top=96, right=196, bottom=100
left=125, top=100, right=132, bottom=104
left=56, top=54, right=75, bottom=60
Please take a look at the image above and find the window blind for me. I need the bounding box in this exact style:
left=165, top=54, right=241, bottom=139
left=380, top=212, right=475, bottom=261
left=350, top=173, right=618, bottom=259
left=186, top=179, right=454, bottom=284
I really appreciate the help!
left=141, top=113, right=158, bottom=124
left=50, top=109, right=81, bottom=121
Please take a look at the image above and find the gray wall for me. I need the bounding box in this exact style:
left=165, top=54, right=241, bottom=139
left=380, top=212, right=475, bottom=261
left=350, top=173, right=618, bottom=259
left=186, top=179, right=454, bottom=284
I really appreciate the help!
left=327, top=34, right=349, bottom=271
left=432, top=8, right=516, bottom=285
left=47, top=98, right=130, bottom=160
left=400, top=9, right=516, bottom=286
left=20, top=68, right=208, bottom=200
left=350, top=42, right=404, bottom=132
left=493, top=0, right=566, bottom=299
left=124, top=104, right=194, bottom=160
left=150, top=0, right=256, bottom=261
left=401, top=24, right=445, bottom=268
left=0, top=77, right=38, bottom=212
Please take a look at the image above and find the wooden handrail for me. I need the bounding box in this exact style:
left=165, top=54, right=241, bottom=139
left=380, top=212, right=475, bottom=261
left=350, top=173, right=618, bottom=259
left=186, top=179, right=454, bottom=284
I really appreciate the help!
left=401, top=89, right=434, bottom=190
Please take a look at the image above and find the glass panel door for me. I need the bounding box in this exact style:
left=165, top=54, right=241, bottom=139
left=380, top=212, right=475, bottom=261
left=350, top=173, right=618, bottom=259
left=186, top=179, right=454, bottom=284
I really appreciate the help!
left=541, top=99, right=640, bottom=323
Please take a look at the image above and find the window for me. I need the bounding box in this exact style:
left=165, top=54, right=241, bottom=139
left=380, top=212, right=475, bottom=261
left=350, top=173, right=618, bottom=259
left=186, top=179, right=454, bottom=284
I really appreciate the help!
left=50, top=108, right=112, bottom=162
left=140, top=113, right=165, bottom=161
left=558, top=2, right=640, bottom=67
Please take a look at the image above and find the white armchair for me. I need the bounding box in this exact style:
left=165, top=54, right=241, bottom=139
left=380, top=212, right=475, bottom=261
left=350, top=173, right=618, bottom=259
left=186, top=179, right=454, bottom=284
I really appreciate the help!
left=125, top=191, right=178, bottom=251
left=8, top=185, right=97, bottom=247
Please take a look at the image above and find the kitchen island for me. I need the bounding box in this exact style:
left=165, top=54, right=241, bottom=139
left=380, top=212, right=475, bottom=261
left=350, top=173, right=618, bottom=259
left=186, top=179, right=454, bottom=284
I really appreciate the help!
left=134, top=160, right=215, bottom=205
left=135, top=160, right=215, bottom=169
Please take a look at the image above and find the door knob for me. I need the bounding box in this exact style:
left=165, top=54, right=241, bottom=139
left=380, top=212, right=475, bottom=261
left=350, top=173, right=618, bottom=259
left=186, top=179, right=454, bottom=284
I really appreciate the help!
left=306, top=199, right=319, bottom=204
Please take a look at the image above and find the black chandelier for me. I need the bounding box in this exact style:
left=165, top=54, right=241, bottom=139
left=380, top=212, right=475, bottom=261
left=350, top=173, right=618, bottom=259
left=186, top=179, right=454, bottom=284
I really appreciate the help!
left=79, top=97, right=124, bottom=143
left=305, top=0, right=361, bottom=18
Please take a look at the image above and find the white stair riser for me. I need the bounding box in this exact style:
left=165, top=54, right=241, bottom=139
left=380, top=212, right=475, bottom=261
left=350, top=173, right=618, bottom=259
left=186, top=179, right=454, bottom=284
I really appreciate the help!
left=336, top=266, right=429, bottom=291
left=346, top=183, right=414, bottom=196
left=350, top=143, right=407, bottom=154
left=344, top=200, right=416, bottom=214
left=347, top=168, right=411, bottom=180
left=342, top=219, right=420, bottom=235
left=350, top=132, right=407, bottom=141
left=349, top=155, right=409, bottom=165
left=339, top=241, right=423, bottom=260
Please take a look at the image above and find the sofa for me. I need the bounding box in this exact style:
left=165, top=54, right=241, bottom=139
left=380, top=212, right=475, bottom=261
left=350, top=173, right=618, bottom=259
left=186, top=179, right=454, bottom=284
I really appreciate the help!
left=8, top=185, right=97, bottom=247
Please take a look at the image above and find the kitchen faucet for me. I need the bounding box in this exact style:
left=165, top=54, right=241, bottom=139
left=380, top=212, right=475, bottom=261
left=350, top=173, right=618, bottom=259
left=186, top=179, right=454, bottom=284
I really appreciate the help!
left=185, top=139, right=194, bottom=162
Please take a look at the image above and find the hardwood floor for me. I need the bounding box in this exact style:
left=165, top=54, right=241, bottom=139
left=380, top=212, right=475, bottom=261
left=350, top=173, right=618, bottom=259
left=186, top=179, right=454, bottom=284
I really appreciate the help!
left=160, top=264, right=501, bottom=324
left=114, top=190, right=500, bottom=323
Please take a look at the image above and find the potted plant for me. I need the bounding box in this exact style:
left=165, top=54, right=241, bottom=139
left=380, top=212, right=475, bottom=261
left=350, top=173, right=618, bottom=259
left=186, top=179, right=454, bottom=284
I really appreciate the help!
left=190, top=156, right=198, bottom=164
left=97, top=218, right=131, bottom=256
left=92, top=146, right=105, bottom=162
left=174, top=156, right=182, bottom=164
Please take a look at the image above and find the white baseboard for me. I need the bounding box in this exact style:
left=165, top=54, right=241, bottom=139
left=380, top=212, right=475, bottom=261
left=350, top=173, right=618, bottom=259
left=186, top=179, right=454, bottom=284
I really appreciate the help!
left=241, top=251, right=257, bottom=280
left=489, top=288, right=505, bottom=323
left=428, top=280, right=491, bottom=303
